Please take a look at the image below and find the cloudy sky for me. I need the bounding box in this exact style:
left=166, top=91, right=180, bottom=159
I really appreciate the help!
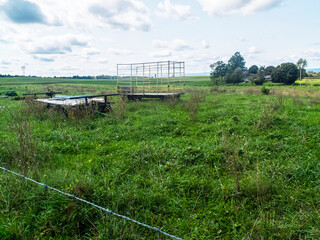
left=0, top=0, right=319, bottom=76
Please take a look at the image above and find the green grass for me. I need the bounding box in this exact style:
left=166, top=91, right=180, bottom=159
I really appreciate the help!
left=296, top=78, right=320, bottom=85
left=0, top=76, right=211, bottom=97
left=1, top=77, right=320, bottom=239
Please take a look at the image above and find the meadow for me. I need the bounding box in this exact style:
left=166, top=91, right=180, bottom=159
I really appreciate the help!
left=1, top=76, right=320, bottom=239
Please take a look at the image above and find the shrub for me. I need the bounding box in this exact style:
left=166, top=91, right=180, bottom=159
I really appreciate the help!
left=261, top=86, right=270, bottom=95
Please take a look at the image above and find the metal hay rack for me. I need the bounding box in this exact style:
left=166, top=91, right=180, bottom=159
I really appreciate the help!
left=117, top=61, right=185, bottom=99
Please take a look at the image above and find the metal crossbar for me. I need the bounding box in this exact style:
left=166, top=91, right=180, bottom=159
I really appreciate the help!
left=0, top=166, right=184, bottom=240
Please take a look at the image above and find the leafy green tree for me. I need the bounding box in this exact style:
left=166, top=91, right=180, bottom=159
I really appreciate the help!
left=296, top=58, right=307, bottom=81
left=224, top=72, right=232, bottom=84
left=249, top=65, right=258, bottom=74
left=254, top=66, right=265, bottom=85
left=272, top=63, right=299, bottom=85
left=265, top=66, right=275, bottom=76
left=210, top=61, right=227, bottom=85
left=231, top=67, right=244, bottom=85
left=227, top=52, right=246, bottom=73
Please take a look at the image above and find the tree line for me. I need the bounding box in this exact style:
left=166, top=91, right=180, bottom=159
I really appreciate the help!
left=210, top=52, right=309, bottom=85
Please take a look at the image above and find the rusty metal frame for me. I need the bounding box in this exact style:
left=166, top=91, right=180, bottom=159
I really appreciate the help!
left=117, top=61, right=185, bottom=94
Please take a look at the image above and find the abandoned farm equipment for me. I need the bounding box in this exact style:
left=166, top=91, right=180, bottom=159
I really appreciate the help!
left=28, top=60, right=186, bottom=116
left=117, top=60, right=185, bottom=100
left=36, top=93, right=118, bottom=114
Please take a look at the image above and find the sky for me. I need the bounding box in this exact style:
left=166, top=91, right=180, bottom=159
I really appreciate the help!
left=0, top=0, right=320, bottom=77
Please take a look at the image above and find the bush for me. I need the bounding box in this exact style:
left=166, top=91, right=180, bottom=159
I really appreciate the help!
left=261, top=86, right=270, bottom=95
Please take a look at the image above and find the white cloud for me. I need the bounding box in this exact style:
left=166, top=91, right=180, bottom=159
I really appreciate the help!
left=83, top=48, right=101, bottom=56
left=20, top=0, right=151, bottom=31
left=1, top=61, right=11, bottom=65
left=152, top=40, right=169, bottom=48
left=201, top=40, right=210, bottom=49
left=304, top=49, right=320, bottom=58
left=152, top=39, right=193, bottom=51
left=28, top=34, right=91, bottom=54
left=197, top=0, right=283, bottom=16
left=33, top=56, right=55, bottom=62
left=108, top=48, right=134, bottom=55
left=97, top=58, right=109, bottom=64
left=248, top=46, right=261, bottom=54
left=0, top=23, right=32, bottom=44
left=89, top=0, right=151, bottom=31
left=149, top=50, right=172, bottom=58
left=157, top=0, right=196, bottom=21
left=172, top=39, right=193, bottom=51
left=303, top=50, right=320, bottom=67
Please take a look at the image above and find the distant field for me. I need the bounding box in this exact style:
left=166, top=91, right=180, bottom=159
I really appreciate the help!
left=0, top=76, right=209, bottom=85
left=0, top=76, right=211, bottom=95
left=296, top=78, right=320, bottom=85
left=184, top=75, right=210, bottom=86
left=0, top=77, right=118, bottom=86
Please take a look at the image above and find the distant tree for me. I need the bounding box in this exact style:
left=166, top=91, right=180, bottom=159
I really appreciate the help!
left=248, top=65, right=258, bottom=74
left=224, top=72, right=233, bottom=84
left=249, top=75, right=257, bottom=85
left=272, top=63, right=299, bottom=85
left=254, top=66, right=266, bottom=85
left=210, top=61, right=227, bottom=85
left=227, top=52, right=246, bottom=73
left=230, top=67, right=244, bottom=85
left=296, top=58, right=307, bottom=81
left=265, top=66, right=276, bottom=76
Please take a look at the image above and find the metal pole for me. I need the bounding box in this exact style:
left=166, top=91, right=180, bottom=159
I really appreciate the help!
left=130, top=64, right=133, bottom=93
left=143, top=63, right=145, bottom=94
left=117, top=64, right=119, bottom=93
left=160, top=65, right=163, bottom=91
left=168, top=61, right=170, bottom=93
left=183, top=62, right=185, bottom=92
left=173, top=62, right=175, bottom=93
left=179, top=62, right=182, bottom=92
left=157, top=62, right=159, bottom=95
left=149, top=65, right=151, bottom=93
left=136, top=66, right=138, bottom=93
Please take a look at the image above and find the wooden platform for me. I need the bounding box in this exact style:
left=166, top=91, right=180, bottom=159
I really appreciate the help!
left=35, top=92, right=183, bottom=108
left=124, top=92, right=184, bottom=100
left=36, top=94, right=118, bottom=106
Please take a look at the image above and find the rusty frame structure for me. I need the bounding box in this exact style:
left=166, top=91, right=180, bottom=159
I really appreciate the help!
left=117, top=61, right=185, bottom=95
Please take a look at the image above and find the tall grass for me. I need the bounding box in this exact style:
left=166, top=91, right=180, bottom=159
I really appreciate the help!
left=1, top=83, right=320, bottom=239
left=184, top=90, right=207, bottom=121
left=113, top=96, right=127, bottom=119
left=2, top=103, right=51, bottom=173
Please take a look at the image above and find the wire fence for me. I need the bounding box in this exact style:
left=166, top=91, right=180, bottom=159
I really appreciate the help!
left=0, top=166, right=184, bottom=240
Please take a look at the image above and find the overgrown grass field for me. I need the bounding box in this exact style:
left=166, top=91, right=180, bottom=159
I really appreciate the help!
left=1, top=77, right=320, bottom=239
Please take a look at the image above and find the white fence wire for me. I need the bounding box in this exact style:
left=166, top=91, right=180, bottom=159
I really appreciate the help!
left=0, top=166, right=184, bottom=240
